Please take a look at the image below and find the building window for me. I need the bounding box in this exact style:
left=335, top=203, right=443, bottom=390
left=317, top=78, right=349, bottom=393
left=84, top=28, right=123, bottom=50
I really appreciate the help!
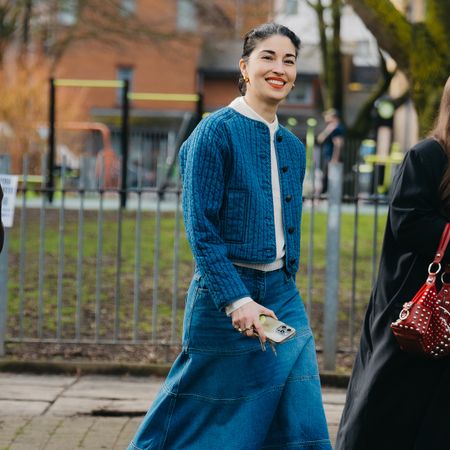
left=58, top=0, right=78, bottom=26
left=286, top=79, right=313, bottom=105
left=350, top=64, right=380, bottom=88
left=284, top=0, right=298, bottom=15
left=121, top=0, right=136, bottom=16
left=177, top=0, right=197, bottom=31
left=116, top=66, right=134, bottom=103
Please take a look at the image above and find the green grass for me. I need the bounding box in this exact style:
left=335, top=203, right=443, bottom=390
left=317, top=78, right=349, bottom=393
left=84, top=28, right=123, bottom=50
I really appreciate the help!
left=298, top=208, right=386, bottom=349
left=5, top=205, right=387, bottom=351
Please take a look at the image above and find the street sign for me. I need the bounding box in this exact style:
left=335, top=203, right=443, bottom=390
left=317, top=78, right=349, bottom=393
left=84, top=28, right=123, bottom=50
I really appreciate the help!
left=0, top=174, right=18, bottom=228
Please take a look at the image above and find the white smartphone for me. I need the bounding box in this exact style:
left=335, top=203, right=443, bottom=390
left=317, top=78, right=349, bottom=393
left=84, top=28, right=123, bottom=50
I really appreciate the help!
left=258, top=315, right=296, bottom=344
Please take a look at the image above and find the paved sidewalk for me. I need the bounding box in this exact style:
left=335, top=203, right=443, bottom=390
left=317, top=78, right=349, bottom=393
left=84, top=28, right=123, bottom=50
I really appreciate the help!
left=0, top=373, right=346, bottom=449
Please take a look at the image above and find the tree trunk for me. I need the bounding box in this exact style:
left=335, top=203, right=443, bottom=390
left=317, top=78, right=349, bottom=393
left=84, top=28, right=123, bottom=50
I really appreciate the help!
left=330, top=0, right=343, bottom=114
left=0, top=2, right=19, bottom=67
left=348, top=51, right=395, bottom=139
left=346, top=0, right=450, bottom=136
left=307, top=0, right=330, bottom=109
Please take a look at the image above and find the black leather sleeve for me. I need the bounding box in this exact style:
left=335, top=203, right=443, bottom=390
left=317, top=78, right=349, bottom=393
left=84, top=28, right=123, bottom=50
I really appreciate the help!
left=388, top=139, right=449, bottom=261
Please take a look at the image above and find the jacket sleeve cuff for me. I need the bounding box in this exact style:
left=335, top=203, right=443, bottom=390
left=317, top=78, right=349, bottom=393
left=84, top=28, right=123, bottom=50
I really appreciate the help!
left=225, top=297, right=253, bottom=316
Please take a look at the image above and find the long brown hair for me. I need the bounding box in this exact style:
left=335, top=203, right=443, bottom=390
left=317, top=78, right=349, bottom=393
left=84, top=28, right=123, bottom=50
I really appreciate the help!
left=432, top=76, right=450, bottom=212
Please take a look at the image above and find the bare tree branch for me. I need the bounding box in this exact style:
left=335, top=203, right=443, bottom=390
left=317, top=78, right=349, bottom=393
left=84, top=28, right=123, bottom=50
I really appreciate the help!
left=330, top=0, right=343, bottom=112
left=349, top=49, right=395, bottom=138
left=305, top=0, right=330, bottom=108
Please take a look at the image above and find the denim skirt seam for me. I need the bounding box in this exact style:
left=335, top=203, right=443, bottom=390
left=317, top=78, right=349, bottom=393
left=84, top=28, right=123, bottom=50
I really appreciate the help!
left=161, top=383, right=178, bottom=398
left=159, top=352, right=191, bottom=450
left=159, top=354, right=191, bottom=449
left=160, top=395, right=176, bottom=450
left=182, top=286, right=202, bottom=349
left=290, top=328, right=311, bottom=339
left=185, top=328, right=313, bottom=355
left=161, top=352, right=191, bottom=398
left=261, top=438, right=332, bottom=449
left=167, top=382, right=286, bottom=403
left=185, top=345, right=263, bottom=355
left=286, top=374, right=321, bottom=382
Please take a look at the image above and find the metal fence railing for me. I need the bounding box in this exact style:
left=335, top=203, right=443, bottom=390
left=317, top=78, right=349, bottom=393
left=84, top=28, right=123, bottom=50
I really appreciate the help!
left=0, top=149, right=396, bottom=370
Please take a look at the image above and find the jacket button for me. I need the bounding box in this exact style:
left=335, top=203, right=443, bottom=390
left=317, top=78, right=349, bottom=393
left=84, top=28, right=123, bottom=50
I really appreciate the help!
left=277, top=135, right=283, bottom=142
left=288, top=227, right=295, bottom=234
left=282, top=166, right=288, bottom=173
left=285, top=195, right=292, bottom=203
left=289, top=258, right=296, bottom=265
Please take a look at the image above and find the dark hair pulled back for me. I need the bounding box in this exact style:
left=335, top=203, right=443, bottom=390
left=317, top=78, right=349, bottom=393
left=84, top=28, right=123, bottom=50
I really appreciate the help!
left=238, top=23, right=301, bottom=95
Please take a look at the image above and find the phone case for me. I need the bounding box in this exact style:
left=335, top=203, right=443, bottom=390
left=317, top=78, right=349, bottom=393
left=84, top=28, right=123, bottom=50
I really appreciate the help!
left=259, top=315, right=296, bottom=343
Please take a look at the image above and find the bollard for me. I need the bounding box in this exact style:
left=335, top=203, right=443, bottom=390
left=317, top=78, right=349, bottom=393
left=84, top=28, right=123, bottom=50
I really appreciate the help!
left=324, top=162, right=343, bottom=371
left=0, top=155, right=10, bottom=356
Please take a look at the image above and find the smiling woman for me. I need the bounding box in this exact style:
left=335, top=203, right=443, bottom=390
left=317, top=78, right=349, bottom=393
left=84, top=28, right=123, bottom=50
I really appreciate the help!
left=238, top=24, right=299, bottom=120
left=127, top=23, right=332, bottom=450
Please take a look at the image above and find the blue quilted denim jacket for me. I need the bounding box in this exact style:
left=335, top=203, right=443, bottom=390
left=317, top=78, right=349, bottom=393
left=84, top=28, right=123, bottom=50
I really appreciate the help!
left=179, top=107, right=306, bottom=311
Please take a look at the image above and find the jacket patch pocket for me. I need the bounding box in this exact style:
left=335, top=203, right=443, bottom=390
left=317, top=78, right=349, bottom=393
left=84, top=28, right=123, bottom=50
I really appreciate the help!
left=221, top=189, right=249, bottom=243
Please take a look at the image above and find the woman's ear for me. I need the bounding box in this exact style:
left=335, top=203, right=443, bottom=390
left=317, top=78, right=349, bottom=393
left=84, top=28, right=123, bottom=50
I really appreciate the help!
left=239, top=58, right=247, bottom=79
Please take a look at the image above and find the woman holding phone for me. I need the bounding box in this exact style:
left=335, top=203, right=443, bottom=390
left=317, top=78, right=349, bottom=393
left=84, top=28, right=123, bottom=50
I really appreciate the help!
left=128, top=22, right=331, bottom=450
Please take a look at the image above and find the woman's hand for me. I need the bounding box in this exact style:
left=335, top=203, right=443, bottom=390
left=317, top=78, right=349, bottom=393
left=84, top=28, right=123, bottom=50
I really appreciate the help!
left=231, top=300, right=277, bottom=342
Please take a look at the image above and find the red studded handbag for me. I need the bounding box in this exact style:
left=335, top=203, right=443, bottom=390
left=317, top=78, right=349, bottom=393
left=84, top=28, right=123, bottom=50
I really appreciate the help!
left=391, top=223, right=450, bottom=358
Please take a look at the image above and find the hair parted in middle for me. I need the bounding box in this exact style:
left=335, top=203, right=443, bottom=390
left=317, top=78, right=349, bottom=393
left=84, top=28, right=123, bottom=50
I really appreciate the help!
left=238, top=22, right=301, bottom=96
left=431, top=75, right=450, bottom=215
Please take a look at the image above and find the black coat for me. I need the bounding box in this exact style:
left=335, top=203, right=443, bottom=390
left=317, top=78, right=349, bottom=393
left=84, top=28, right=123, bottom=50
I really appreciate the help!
left=336, top=138, right=450, bottom=450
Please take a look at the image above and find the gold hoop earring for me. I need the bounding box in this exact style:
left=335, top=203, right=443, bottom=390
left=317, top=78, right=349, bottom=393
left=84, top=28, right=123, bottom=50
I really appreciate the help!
left=244, top=76, right=249, bottom=83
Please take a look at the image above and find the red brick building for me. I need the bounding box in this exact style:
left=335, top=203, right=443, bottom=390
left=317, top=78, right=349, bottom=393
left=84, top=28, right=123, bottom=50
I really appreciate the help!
left=48, top=0, right=320, bottom=185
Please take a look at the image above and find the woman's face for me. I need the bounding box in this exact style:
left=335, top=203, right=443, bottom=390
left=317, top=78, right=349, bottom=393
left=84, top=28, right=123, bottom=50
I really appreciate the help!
left=240, top=34, right=297, bottom=106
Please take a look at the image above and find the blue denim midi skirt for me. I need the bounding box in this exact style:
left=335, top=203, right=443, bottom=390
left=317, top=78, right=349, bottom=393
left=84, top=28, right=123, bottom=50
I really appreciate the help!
left=128, top=266, right=331, bottom=450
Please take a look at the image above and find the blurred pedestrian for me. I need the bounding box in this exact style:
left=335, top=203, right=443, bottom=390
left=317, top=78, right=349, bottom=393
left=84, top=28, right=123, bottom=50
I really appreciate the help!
left=336, top=76, right=450, bottom=450
left=127, top=22, right=331, bottom=450
left=317, top=108, right=344, bottom=194
left=95, top=146, right=120, bottom=189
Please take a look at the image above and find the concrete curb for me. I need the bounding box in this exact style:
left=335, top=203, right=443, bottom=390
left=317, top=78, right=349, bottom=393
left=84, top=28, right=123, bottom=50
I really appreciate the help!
left=0, top=358, right=171, bottom=377
left=319, top=370, right=350, bottom=388
left=0, top=358, right=350, bottom=388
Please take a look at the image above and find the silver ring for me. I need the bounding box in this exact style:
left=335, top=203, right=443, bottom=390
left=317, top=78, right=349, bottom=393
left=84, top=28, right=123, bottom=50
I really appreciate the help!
left=428, top=262, right=441, bottom=275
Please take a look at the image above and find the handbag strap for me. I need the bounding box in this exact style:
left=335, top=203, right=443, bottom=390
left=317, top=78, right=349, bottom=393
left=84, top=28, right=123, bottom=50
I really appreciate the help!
left=426, top=224, right=450, bottom=283
left=433, top=223, right=450, bottom=265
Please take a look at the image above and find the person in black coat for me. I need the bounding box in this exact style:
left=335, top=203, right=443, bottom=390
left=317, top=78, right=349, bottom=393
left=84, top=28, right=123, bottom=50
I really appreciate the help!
left=336, top=75, right=450, bottom=450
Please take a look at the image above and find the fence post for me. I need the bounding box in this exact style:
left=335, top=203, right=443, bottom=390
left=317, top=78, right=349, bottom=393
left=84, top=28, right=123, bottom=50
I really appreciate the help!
left=120, top=79, right=129, bottom=209
left=324, top=162, right=343, bottom=371
left=47, top=78, right=56, bottom=203
left=0, top=155, right=10, bottom=356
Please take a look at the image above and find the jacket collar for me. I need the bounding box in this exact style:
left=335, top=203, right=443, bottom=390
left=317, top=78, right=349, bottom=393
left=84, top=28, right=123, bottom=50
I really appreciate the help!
left=228, top=96, right=278, bottom=134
